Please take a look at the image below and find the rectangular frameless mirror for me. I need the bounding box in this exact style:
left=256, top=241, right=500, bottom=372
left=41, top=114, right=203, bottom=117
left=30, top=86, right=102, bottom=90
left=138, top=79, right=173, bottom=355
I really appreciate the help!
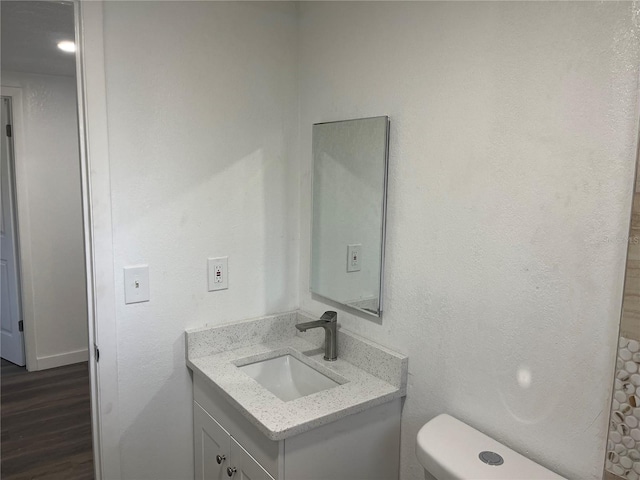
left=310, top=116, right=390, bottom=317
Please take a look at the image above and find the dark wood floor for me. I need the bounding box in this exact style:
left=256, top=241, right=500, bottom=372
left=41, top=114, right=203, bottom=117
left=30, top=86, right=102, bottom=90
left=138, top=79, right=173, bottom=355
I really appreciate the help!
left=1, top=359, right=94, bottom=480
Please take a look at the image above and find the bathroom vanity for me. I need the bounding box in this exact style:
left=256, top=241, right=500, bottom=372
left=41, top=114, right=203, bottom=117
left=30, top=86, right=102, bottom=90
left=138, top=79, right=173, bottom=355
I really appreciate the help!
left=186, top=311, right=407, bottom=480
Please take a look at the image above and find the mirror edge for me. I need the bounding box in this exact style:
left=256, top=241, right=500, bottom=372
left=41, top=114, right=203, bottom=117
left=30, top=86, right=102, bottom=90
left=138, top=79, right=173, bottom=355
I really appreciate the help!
left=308, top=115, right=391, bottom=319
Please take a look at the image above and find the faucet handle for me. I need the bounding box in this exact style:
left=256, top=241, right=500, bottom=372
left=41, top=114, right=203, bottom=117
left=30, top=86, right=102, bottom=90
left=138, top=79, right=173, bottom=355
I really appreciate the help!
left=320, top=311, right=337, bottom=322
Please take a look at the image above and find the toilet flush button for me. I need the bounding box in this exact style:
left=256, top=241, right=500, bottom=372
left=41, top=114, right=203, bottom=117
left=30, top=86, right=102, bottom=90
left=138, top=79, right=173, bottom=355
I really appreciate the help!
left=479, top=451, right=504, bottom=466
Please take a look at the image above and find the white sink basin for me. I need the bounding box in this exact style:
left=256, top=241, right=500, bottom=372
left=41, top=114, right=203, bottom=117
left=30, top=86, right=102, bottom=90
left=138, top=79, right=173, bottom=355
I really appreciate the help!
left=239, top=354, right=340, bottom=402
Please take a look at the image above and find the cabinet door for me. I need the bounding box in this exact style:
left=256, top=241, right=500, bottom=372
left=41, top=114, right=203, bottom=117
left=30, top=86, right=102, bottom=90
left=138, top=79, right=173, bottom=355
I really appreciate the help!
left=194, top=401, right=230, bottom=480
left=227, top=437, right=275, bottom=480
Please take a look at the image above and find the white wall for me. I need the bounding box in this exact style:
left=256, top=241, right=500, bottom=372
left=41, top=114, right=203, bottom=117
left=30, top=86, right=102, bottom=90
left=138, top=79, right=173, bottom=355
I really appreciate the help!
left=298, top=2, right=640, bottom=479
left=1, top=71, right=88, bottom=370
left=101, top=2, right=299, bottom=478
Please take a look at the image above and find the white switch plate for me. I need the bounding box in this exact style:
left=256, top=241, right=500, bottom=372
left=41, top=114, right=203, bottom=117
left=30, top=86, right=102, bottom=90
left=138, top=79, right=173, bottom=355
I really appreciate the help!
left=208, top=257, right=228, bottom=291
left=124, top=265, right=150, bottom=304
left=347, top=244, right=362, bottom=272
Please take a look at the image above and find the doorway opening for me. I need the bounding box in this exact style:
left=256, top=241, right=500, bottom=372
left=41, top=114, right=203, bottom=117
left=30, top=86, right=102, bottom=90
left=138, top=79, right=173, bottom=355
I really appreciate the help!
left=0, top=1, right=95, bottom=478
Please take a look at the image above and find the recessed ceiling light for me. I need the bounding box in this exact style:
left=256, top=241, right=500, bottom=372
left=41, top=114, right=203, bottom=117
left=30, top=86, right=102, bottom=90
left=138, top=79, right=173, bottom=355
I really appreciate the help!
left=57, top=41, right=76, bottom=53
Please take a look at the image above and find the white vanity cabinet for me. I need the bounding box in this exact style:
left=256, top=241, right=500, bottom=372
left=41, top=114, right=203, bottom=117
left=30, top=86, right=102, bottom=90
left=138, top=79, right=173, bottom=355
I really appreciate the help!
left=192, top=374, right=401, bottom=480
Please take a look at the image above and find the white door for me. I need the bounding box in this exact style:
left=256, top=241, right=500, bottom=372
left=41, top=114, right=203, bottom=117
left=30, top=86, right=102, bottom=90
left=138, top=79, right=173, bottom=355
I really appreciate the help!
left=1, top=96, right=25, bottom=366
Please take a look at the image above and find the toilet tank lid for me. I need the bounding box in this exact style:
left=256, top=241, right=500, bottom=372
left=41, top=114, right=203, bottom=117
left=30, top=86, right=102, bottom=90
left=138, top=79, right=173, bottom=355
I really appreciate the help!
left=416, top=414, right=565, bottom=480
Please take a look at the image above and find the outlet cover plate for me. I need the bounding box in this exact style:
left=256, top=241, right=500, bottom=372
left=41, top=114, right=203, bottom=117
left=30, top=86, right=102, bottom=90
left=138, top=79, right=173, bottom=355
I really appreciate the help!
left=347, top=244, right=362, bottom=273
left=208, top=257, right=228, bottom=291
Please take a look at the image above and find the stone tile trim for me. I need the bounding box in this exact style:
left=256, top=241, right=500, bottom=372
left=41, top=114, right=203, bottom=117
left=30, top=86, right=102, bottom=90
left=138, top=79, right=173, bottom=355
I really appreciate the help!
left=606, top=336, right=640, bottom=479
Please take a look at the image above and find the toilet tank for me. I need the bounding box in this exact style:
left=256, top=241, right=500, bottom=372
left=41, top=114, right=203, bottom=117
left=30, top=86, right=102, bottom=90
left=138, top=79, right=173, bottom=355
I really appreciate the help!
left=416, top=414, right=565, bottom=480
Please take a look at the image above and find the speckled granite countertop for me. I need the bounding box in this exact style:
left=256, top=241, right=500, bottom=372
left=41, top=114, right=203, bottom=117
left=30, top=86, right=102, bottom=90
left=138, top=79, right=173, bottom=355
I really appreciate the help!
left=186, top=311, right=408, bottom=441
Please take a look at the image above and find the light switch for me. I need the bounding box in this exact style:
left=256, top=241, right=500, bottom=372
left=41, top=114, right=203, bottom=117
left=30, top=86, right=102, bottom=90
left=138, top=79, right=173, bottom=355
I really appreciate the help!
left=124, top=265, right=150, bottom=304
left=208, top=257, right=228, bottom=291
left=347, top=244, right=361, bottom=273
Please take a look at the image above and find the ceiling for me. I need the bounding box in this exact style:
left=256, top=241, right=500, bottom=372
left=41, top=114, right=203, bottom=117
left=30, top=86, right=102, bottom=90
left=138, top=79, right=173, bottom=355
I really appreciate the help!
left=1, top=1, right=76, bottom=77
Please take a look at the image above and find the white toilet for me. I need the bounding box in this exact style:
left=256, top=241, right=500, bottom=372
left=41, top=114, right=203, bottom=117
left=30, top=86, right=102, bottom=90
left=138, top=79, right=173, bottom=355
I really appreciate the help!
left=416, top=414, right=566, bottom=480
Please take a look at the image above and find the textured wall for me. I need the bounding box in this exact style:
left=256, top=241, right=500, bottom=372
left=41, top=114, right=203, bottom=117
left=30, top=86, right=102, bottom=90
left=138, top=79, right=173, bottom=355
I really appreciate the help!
left=102, top=2, right=299, bottom=478
left=100, top=2, right=640, bottom=478
left=606, top=336, right=640, bottom=479
left=1, top=71, right=88, bottom=369
left=297, top=2, right=640, bottom=479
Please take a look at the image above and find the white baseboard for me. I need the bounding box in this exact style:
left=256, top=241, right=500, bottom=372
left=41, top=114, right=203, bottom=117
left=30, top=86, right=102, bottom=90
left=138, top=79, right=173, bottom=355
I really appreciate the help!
left=36, top=348, right=89, bottom=370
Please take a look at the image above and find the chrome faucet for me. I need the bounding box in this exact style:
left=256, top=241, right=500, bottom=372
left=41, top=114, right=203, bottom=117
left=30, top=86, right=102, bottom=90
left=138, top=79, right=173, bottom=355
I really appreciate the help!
left=295, top=311, right=338, bottom=361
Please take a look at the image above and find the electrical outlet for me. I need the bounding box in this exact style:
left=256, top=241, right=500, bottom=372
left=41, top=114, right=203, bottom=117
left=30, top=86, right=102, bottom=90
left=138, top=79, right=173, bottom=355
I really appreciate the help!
left=347, top=244, right=361, bottom=273
left=208, top=257, right=228, bottom=291
left=124, top=265, right=150, bottom=304
left=213, top=264, right=223, bottom=283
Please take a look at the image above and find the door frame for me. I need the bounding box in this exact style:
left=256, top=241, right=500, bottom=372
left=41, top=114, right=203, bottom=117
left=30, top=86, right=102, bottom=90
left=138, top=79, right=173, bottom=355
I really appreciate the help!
left=74, top=2, right=120, bottom=478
